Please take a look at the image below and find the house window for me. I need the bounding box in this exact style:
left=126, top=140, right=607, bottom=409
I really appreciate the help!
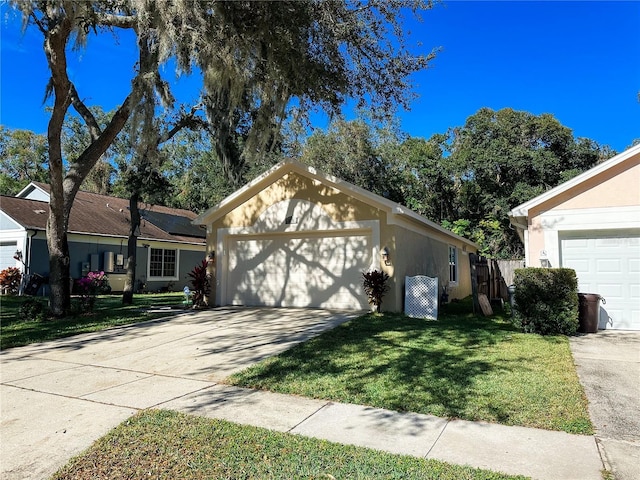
left=448, top=246, right=458, bottom=284
left=149, top=248, right=177, bottom=278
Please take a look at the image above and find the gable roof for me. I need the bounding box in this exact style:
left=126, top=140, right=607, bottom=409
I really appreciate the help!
left=193, top=160, right=478, bottom=248
left=509, top=143, right=640, bottom=222
left=2, top=183, right=205, bottom=245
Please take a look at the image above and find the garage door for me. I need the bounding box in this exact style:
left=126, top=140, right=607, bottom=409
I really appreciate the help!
left=560, top=231, right=640, bottom=330
left=226, top=231, right=371, bottom=309
left=0, top=242, right=18, bottom=271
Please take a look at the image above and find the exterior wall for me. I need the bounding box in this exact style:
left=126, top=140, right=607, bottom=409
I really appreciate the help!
left=526, top=157, right=640, bottom=267
left=207, top=171, right=476, bottom=312
left=215, top=172, right=383, bottom=228
left=207, top=173, right=387, bottom=304
left=382, top=224, right=473, bottom=312
left=22, top=232, right=205, bottom=293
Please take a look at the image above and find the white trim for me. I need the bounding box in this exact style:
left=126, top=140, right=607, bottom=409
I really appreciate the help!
left=16, top=182, right=50, bottom=201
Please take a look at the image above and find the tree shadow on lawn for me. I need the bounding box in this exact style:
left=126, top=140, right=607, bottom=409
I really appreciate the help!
left=230, top=311, right=524, bottom=421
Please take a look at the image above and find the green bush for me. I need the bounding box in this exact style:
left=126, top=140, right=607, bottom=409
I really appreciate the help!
left=19, top=298, right=47, bottom=321
left=512, top=268, right=578, bottom=335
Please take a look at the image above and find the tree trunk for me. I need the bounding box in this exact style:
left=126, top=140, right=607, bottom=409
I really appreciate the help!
left=122, top=192, right=140, bottom=305
left=46, top=204, right=71, bottom=316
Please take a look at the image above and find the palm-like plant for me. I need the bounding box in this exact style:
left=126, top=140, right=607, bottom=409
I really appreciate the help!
left=362, top=270, right=390, bottom=313
left=188, top=260, right=211, bottom=308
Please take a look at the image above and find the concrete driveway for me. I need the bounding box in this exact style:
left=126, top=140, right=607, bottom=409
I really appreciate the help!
left=0, top=307, right=357, bottom=480
left=570, top=331, right=640, bottom=480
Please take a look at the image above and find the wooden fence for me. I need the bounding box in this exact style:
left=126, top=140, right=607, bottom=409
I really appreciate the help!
left=469, top=254, right=524, bottom=312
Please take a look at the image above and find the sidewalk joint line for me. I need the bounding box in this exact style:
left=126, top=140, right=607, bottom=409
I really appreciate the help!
left=424, top=418, right=451, bottom=458
left=287, top=401, right=333, bottom=433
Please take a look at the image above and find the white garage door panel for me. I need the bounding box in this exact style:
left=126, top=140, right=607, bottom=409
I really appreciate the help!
left=0, top=242, right=18, bottom=271
left=561, top=232, right=640, bottom=330
left=227, top=233, right=371, bottom=309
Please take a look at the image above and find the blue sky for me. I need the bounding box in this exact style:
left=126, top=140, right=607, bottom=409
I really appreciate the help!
left=1, top=1, right=639, bottom=153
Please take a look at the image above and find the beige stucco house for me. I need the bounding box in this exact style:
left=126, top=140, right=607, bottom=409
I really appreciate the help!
left=509, top=144, right=640, bottom=330
left=193, top=161, right=478, bottom=312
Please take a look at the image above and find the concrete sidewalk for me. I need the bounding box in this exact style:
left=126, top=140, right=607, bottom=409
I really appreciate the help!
left=1, top=308, right=605, bottom=480
left=163, top=383, right=604, bottom=480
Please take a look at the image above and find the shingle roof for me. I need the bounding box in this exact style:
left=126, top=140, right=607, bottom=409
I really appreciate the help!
left=1, top=183, right=205, bottom=245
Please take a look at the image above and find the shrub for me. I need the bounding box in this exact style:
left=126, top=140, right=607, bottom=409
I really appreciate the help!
left=362, top=269, right=390, bottom=313
left=512, top=268, right=579, bottom=335
left=76, top=271, right=111, bottom=312
left=19, top=298, right=47, bottom=321
left=188, top=259, right=211, bottom=308
left=0, top=267, right=22, bottom=295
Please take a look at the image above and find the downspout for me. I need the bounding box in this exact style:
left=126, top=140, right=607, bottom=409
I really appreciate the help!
left=18, top=229, right=37, bottom=296
left=26, top=229, right=37, bottom=275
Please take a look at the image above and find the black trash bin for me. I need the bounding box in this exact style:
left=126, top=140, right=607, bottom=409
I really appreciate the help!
left=507, top=285, right=516, bottom=317
left=578, top=293, right=604, bottom=333
left=23, top=273, right=45, bottom=295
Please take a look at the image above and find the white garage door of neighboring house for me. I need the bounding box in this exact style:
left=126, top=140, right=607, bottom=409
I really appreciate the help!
left=560, top=231, right=640, bottom=330
left=226, top=231, right=371, bottom=310
left=0, top=242, right=18, bottom=271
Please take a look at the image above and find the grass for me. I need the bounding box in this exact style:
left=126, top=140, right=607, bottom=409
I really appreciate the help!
left=0, top=293, right=187, bottom=350
left=229, top=300, right=593, bottom=435
left=51, top=410, right=528, bottom=480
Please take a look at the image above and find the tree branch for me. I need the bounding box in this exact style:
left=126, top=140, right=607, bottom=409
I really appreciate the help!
left=69, top=83, right=102, bottom=142
left=94, top=13, right=137, bottom=30
left=158, top=105, right=206, bottom=146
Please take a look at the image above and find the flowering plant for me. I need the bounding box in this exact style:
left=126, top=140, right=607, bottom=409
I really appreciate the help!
left=76, top=271, right=111, bottom=311
left=0, top=267, right=22, bottom=295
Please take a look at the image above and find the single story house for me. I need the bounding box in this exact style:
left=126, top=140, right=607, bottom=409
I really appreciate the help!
left=0, top=182, right=206, bottom=293
left=193, top=161, right=478, bottom=311
left=509, top=144, right=640, bottom=330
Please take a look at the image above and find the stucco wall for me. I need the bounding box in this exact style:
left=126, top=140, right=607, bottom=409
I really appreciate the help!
left=215, top=173, right=383, bottom=229
left=381, top=224, right=473, bottom=312
left=526, top=155, right=640, bottom=267
left=207, top=170, right=476, bottom=311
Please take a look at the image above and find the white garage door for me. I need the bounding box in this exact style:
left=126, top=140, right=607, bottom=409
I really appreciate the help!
left=0, top=242, right=18, bottom=271
left=226, top=231, right=371, bottom=309
left=560, top=231, right=640, bottom=330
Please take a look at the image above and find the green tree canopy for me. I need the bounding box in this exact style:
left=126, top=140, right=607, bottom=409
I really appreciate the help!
left=445, top=107, right=613, bottom=257
left=0, top=126, right=49, bottom=195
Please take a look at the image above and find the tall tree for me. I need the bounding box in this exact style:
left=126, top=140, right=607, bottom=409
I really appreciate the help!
left=385, top=133, right=456, bottom=222
left=13, top=0, right=434, bottom=316
left=0, top=126, right=49, bottom=195
left=299, top=117, right=408, bottom=202
left=446, top=107, right=613, bottom=257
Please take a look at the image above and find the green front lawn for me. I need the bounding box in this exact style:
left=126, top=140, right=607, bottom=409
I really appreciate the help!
left=52, top=410, right=528, bottom=480
left=229, top=301, right=593, bottom=435
left=0, top=293, right=186, bottom=350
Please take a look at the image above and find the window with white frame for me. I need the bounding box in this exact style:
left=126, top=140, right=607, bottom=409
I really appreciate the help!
left=149, top=248, right=177, bottom=279
left=448, top=245, right=458, bottom=284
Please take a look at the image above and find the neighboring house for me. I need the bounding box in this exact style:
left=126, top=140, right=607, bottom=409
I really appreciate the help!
left=193, top=161, right=478, bottom=311
left=0, top=182, right=206, bottom=293
left=509, top=144, right=640, bottom=331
